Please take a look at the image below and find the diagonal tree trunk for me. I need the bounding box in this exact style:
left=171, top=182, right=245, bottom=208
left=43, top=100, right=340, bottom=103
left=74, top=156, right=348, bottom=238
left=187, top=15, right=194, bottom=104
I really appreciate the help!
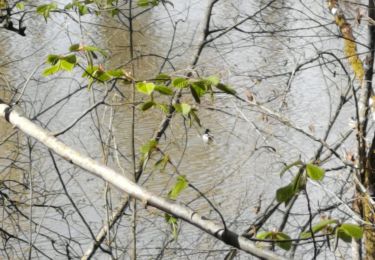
left=0, top=101, right=287, bottom=260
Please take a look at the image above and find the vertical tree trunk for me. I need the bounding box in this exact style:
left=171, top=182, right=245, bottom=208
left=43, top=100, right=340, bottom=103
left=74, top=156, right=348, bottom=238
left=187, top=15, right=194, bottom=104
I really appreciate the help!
left=363, top=1, right=375, bottom=259
left=364, top=135, right=375, bottom=260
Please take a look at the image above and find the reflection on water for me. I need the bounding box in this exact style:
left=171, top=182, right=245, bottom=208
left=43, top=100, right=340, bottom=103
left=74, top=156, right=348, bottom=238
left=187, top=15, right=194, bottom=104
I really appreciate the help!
left=0, top=0, right=358, bottom=258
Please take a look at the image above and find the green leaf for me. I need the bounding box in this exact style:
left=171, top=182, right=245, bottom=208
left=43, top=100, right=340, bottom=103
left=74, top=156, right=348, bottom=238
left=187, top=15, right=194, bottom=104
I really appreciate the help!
left=340, top=223, right=363, bottom=239
left=137, top=0, right=159, bottom=7
left=256, top=231, right=291, bottom=251
left=279, top=160, right=303, bottom=177
left=180, top=103, right=191, bottom=116
left=16, top=2, right=25, bottom=10
left=216, top=83, right=237, bottom=95
left=81, top=45, right=108, bottom=57
left=154, top=85, right=173, bottom=95
left=62, top=54, right=77, bottom=64
left=168, top=176, right=189, bottom=200
left=336, top=228, right=352, bottom=242
left=69, top=44, right=80, bottom=52
left=64, top=3, right=73, bottom=10
left=190, top=85, right=201, bottom=103
left=43, top=64, right=60, bottom=76
left=59, top=55, right=77, bottom=71
left=306, top=163, right=325, bottom=181
left=78, top=5, right=89, bottom=15
left=174, top=103, right=191, bottom=116
left=292, top=172, right=306, bottom=192
left=192, top=82, right=206, bottom=94
left=87, top=78, right=94, bottom=90
left=140, top=140, right=158, bottom=155
left=190, top=109, right=201, bottom=127
left=165, top=213, right=178, bottom=238
left=47, top=54, right=60, bottom=65
left=193, top=80, right=207, bottom=90
left=276, top=183, right=295, bottom=204
left=154, top=155, right=169, bottom=170
left=36, top=3, right=57, bottom=22
left=60, top=59, right=75, bottom=71
left=96, top=71, right=111, bottom=82
left=106, top=69, right=124, bottom=78
left=172, top=78, right=189, bottom=88
left=300, top=219, right=338, bottom=239
left=111, top=8, right=119, bottom=17
left=141, top=101, right=155, bottom=111
left=82, top=65, right=112, bottom=85
left=155, top=73, right=171, bottom=82
left=151, top=0, right=160, bottom=5
left=204, top=75, right=220, bottom=86
left=275, top=232, right=292, bottom=251
left=137, top=0, right=150, bottom=6
left=136, top=82, right=155, bottom=95
left=256, top=231, right=273, bottom=240
left=156, top=103, right=169, bottom=114
left=82, top=65, right=97, bottom=78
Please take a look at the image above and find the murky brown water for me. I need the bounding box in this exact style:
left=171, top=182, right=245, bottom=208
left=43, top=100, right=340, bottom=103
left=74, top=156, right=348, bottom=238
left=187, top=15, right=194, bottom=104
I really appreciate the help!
left=0, top=0, right=363, bottom=259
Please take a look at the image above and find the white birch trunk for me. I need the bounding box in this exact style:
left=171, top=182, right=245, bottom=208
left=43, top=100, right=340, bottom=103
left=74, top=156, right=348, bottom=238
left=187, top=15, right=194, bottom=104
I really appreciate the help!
left=0, top=103, right=286, bottom=260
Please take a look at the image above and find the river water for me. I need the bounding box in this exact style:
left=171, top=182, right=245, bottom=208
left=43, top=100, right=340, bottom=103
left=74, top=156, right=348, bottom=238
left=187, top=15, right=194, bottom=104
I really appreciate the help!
left=0, top=0, right=364, bottom=259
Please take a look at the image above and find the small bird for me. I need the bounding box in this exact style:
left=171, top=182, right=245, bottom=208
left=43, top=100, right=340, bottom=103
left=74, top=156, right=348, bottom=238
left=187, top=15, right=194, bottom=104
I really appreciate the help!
left=202, top=129, right=214, bottom=144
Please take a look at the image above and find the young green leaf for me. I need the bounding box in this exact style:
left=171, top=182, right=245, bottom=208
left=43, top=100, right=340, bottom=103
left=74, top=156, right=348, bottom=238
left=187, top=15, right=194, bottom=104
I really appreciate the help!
left=292, top=172, right=306, bottom=192
left=155, top=73, right=171, bottom=82
left=154, top=85, right=173, bottom=95
left=174, top=103, right=191, bottom=116
left=306, top=163, right=325, bottom=181
left=94, top=71, right=111, bottom=82
left=141, top=101, right=155, bottom=111
left=60, top=59, right=75, bottom=71
left=300, top=219, right=338, bottom=239
left=168, top=176, right=189, bottom=200
left=204, top=75, right=220, bottom=86
left=216, top=83, right=237, bottom=95
left=138, top=0, right=160, bottom=7
left=165, top=213, right=179, bottom=239
left=156, top=103, right=169, bottom=114
left=276, top=183, right=295, bottom=204
left=275, top=232, right=292, bottom=251
left=336, top=228, right=352, bottom=242
left=82, top=65, right=97, bottom=78
left=256, top=231, right=273, bottom=240
left=106, top=69, right=124, bottom=78
left=69, top=43, right=81, bottom=52
left=190, top=109, right=201, bottom=127
left=279, top=160, right=303, bottom=177
left=340, top=223, right=363, bottom=239
left=47, top=54, right=60, bottom=65
left=193, top=80, right=206, bottom=90
left=136, top=82, right=155, bottom=95
left=190, top=85, right=201, bottom=103
left=140, top=140, right=158, bottom=155
left=81, top=45, right=108, bottom=57
left=16, top=2, right=25, bottom=10
left=62, top=54, right=77, bottom=64
left=138, top=0, right=150, bottom=6
left=36, top=3, right=57, bottom=22
left=256, top=231, right=291, bottom=251
left=154, top=154, right=169, bottom=170
left=64, top=3, right=73, bottom=10
left=78, top=5, right=89, bottom=15
left=111, top=8, right=119, bottom=17
left=172, top=78, right=189, bottom=88
left=43, top=64, right=60, bottom=76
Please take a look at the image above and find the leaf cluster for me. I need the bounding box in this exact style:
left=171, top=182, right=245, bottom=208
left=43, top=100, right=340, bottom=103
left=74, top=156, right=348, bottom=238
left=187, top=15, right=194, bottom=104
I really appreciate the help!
left=276, top=162, right=325, bottom=205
